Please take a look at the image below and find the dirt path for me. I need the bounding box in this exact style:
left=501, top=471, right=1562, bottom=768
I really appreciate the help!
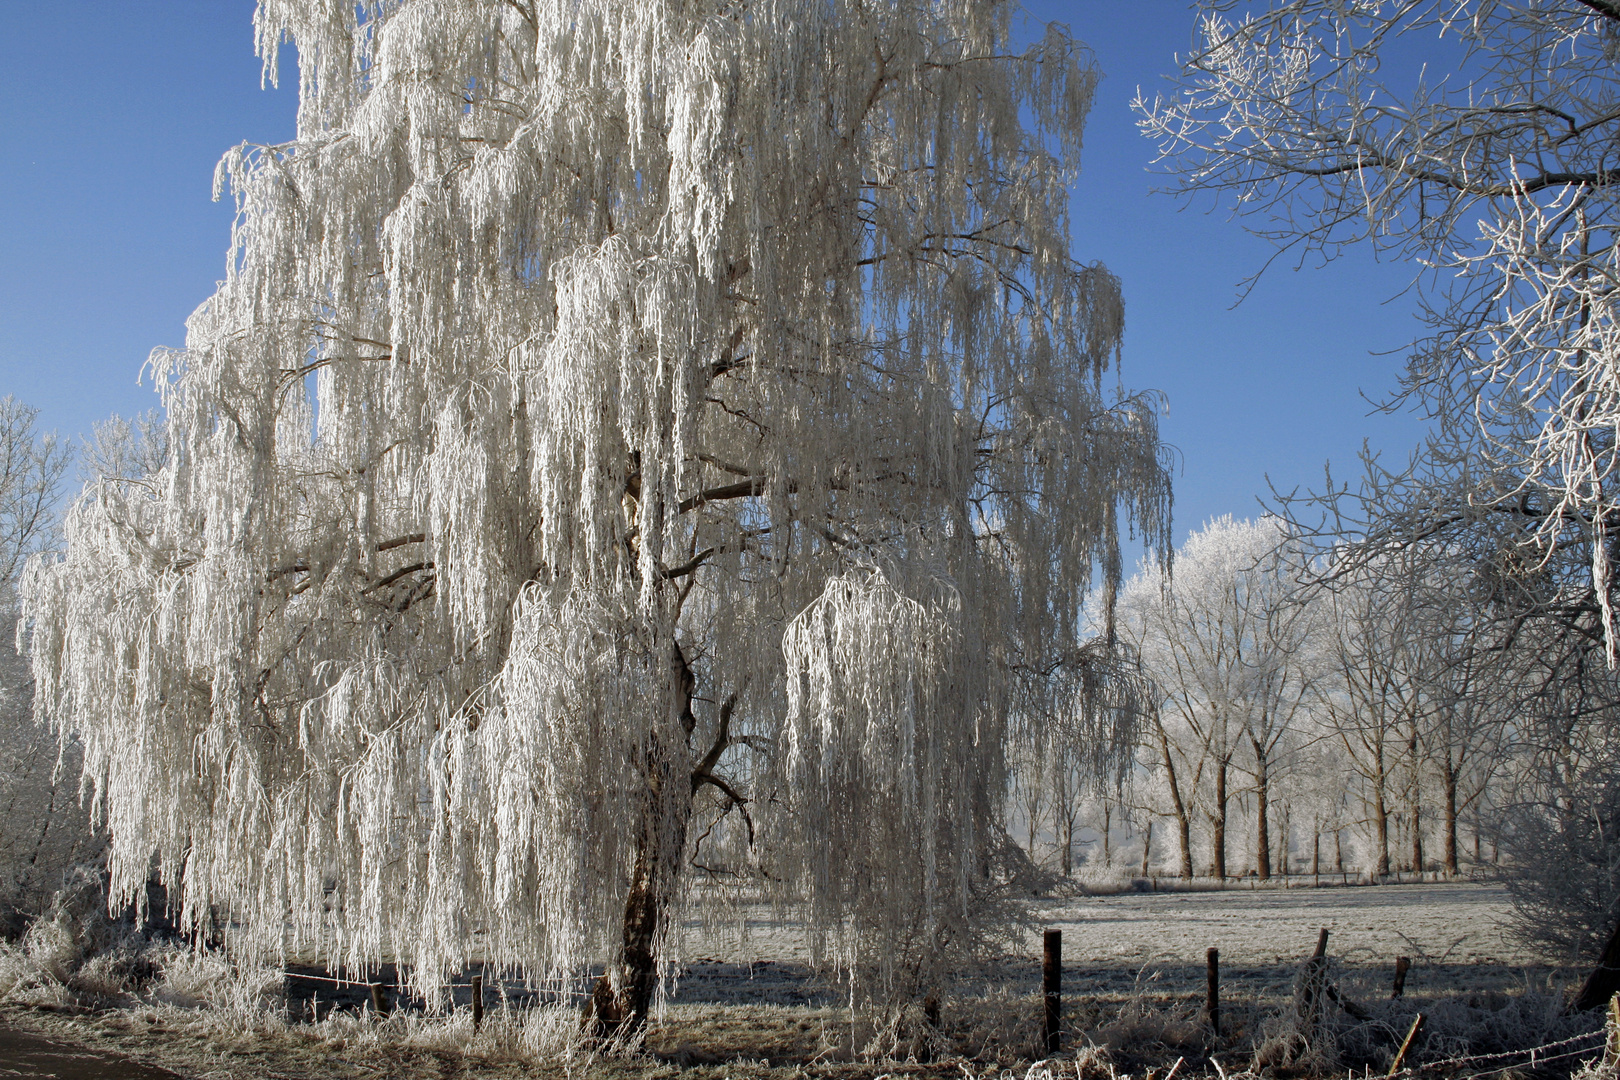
left=0, top=1025, right=182, bottom=1079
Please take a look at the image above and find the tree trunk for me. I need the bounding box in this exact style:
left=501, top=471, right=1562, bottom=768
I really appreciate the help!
left=1411, top=803, right=1424, bottom=874
left=1408, top=727, right=1423, bottom=873
left=1573, top=916, right=1620, bottom=1011
left=1177, top=810, right=1192, bottom=879
left=1102, top=804, right=1112, bottom=869
left=607, top=797, right=687, bottom=1032
left=1025, top=788, right=1040, bottom=858
left=587, top=642, right=699, bottom=1036
left=1252, top=737, right=1271, bottom=880
left=1277, top=803, right=1289, bottom=877
left=1140, top=820, right=1153, bottom=877
left=1442, top=752, right=1460, bottom=877
left=1156, top=722, right=1195, bottom=879
left=1211, top=758, right=1229, bottom=880
left=1373, top=754, right=1391, bottom=877
left=1060, top=808, right=1074, bottom=877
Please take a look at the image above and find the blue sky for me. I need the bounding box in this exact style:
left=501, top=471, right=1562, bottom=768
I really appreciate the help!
left=0, top=2, right=1430, bottom=547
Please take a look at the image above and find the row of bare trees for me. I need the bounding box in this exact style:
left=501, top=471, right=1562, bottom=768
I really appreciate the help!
left=1113, top=0, right=1620, bottom=969
left=1008, top=517, right=1548, bottom=890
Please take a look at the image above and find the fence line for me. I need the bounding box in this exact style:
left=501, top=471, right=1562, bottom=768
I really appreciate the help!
left=276, top=965, right=1615, bottom=1078
left=1390, top=1025, right=1606, bottom=1076
left=278, top=970, right=480, bottom=990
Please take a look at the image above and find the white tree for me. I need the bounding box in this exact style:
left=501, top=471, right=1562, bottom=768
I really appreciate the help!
left=20, top=1, right=1169, bottom=1025
left=1317, top=554, right=1434, bottom=877
left=0, top=398, right=70, bottom=587
left=0, top=397, right=81, bottom=928
left=1412, top=566, right=1512, bottom=876
left=78, top=411, right=170, bottom=490
left=1139, top=0, right=1620, bottom=657
left=1118, top=516, right=1316, bottom=880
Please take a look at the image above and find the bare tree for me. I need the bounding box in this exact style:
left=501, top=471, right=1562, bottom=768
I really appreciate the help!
left=1141, top=0, right=1620, bottom=658
left=1417, top=580, right=1512, bottom=876
left=1237, top=553, right=1319, bottom=880
left=78, top=410, right=169, bottom=488
left=0, top=398, right=69, bottom=586
left=1119, top=517, right=1317, bottom=880
left=1144, top=708, right=1199, bottom=879
left=1318, top=555, right=1434, bottom=877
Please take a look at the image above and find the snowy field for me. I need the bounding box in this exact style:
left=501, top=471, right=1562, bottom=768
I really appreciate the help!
left=1030, top=879, right=1539, bottom=1001
left=645, top=882, right=1585, bottom=1071
left=1034, top=881, right=1531, bottom=968
left=669, top=881, right=1545, bottom=1008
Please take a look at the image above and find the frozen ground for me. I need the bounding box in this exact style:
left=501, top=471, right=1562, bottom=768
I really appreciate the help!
left=683, top=881, right=1529, bottom=968
left=0, top=882, right=1595, bottom=1080
left=1033, top=881, right=1531, bottom=968
left=670, top=881, right=1548, bottom=1008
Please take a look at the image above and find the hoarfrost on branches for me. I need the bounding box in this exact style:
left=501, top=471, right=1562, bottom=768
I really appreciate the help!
left=0, top=398, right=82, bottom=928
left=21, top=0, right=1170, bottom=1021
left=1138, top=0, right=1620, bottom=658
left=1117, top=516, right=1318, bottom=881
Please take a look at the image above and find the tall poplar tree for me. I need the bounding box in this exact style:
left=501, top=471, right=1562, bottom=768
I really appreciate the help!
left=22, top=1, right=1169, bottom=1025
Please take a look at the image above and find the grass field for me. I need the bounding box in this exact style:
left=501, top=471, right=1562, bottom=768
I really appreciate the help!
left=0, top=881, right=1605, bottom=1080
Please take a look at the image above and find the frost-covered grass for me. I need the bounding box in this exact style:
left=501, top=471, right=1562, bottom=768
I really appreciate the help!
left=0, top=882, right=1606, bottom=1079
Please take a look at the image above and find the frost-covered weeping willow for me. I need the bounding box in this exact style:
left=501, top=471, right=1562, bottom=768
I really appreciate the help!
left=21, top=0, right=1169, bottom=1016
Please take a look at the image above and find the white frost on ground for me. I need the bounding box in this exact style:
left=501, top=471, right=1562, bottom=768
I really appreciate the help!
left=681, top=883, right=1527, bottom=970
left=1031, top=882, right=1531, bottom=968
left=0, top=882, right=1586, bottom=1079
left=669, top=882, right=1544, bottom=1008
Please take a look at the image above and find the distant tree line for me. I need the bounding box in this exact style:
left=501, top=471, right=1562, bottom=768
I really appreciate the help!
left=1006, top=512, right=1620, bottom=966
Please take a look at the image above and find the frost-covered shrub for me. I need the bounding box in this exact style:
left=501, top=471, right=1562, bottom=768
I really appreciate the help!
left=1498, top=749, right=1620, bottom=965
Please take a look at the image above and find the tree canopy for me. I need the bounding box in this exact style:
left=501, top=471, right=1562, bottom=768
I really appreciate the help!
left=1139, top=0, right=1620, bottom=657
left=21, top=0, right=1170, bottom=1021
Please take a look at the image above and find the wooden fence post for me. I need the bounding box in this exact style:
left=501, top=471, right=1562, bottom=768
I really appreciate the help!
left=1392, top=956, right=1410, bottom=999
left=1206, top=947, right=1220, bottom=1038
left=472, top=974, right=484, bottom=1031
left=1577, top=920, right=1620, bottom=1011
left=1300, top=928, right=1329, bottom=1023
left=369, top=982, right=388, bottom=1018
left=1043, top=929, right=1061, bottom=1054
left=1602, top=994, right=1620, bottom=1067
left=1388, top=1013, right=1425, bottom=1076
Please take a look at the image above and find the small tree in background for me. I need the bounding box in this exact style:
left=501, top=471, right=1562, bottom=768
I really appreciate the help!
left=0, top=397, right=83, bottom=933
left=1118, top=516, right=1316, bottom=880
left=0, top=398, right=69, bottom=587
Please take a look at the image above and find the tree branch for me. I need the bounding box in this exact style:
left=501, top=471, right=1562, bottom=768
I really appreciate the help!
left=691, top=693, right=738, bottom=791
left=1576, top=0, right=1620, bottom=23
left=692, top=770, right=755, bottom=847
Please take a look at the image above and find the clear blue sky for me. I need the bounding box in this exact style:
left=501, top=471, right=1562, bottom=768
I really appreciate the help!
left=0, top=2, right=1429, bottom=546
